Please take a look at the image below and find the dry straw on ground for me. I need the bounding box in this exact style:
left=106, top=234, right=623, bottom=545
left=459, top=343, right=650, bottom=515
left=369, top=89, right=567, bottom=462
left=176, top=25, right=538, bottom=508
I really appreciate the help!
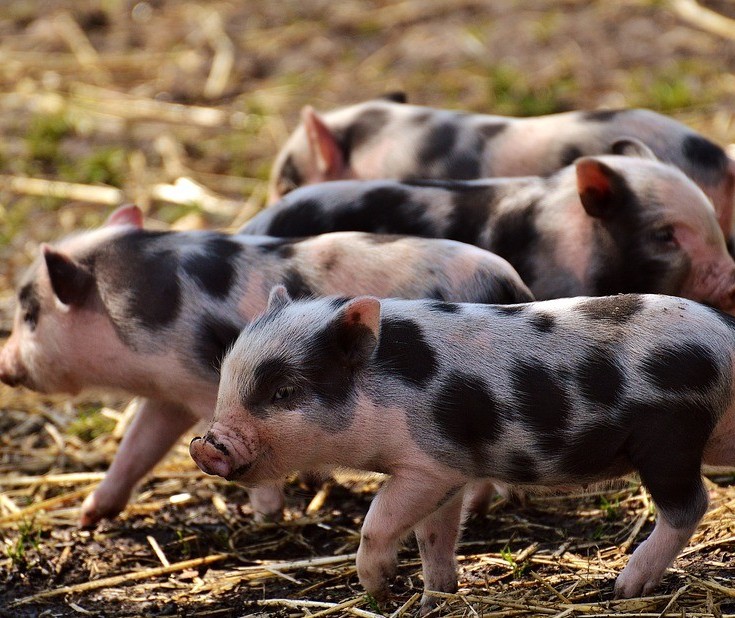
left=2, top=1, right=735, bottom=616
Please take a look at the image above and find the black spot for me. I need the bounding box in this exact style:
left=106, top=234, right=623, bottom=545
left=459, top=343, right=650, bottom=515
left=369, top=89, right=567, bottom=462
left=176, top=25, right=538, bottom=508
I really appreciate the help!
left=560, top=145, right=583, bottom=168
left=575, top=348, right=624, bottom=407
left=488, top=200, right=539, bottom=286
left=560, top=421, right=629, bottom=478
left=427, top=300, right=460, bottom=313
left=379, top=91, right=407, bottom=103
left=624, top=399, right=714, bottom=528
left=511, top=360, right=571, bottom=452
left=505, top=450, right=539, bottom=483
left=245, top=356, right=295, bottom=416
left=445, top=186, right=494, bottom=245
left=95, top=230, right=182, bottom=334
left=195, top=315, right=241, bottom=375
left=341, top=108, right=390, bottom=156
left=281, top=269, right=313, bottom=299
left=431, top=372, right=501, bottom=458
left=577, top=295, right=643, bottom=324
left=246, top=198, right=328, bottom=237
left=276, top=154, right=302, bottom=196
left=374, top=317, right=437, bottom=387
left=529, top=312, right=555, bottom=333
left=581, top=109, right=624, bottom=122
left=481, top=276, right=534, bottom=305
left=640, top=343, right=720, bottom=394
left=349, top=186, right=437, bottom=236
left=182, top=236, right=241, bottom=299
left=428, top=287, right=446, bottom=301
left=18, top=282, right=40, bottom=330
left=682, top=135, right=728, bottom=174
left=477, top=122, right=508, bottom=140
left=418, top=121, right=458, bottom=163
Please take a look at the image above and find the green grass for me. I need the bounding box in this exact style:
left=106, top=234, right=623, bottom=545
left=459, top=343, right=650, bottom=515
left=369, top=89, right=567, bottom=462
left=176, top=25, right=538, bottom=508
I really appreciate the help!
left=66, top=404, right=115, bottom=442
left=5, top=519, right=40, bottom=567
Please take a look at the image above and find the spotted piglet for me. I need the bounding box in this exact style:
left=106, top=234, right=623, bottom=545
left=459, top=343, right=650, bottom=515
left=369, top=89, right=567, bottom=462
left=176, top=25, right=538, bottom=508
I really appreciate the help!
left=0, top=205, right=532, bottom=527
left=246, top=151, right=735, bottom=311
left=269, top=99, right=735, bottom=240
left=191, top=288, right=735, bottom=613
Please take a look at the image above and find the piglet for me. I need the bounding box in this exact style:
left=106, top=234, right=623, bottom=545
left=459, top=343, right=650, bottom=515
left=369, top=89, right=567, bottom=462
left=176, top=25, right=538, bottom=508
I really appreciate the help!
left=246, top=150, right=735, bottom=311
left=0, top=205, right=531, bottom=527
left=192, top=287, right=735, bottom=613
left=269, top=99, right=735, bottom=241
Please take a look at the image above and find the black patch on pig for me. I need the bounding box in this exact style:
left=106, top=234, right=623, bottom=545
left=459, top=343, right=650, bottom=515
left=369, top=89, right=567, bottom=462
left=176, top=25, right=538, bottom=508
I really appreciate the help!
left=430, top=372, right=501, bottom=465
left=560, top=422, right=629, bottom=478
left=18, top=282, right=41, bottom=330
left=482, top=276, right=533, bottom=305
left=623, top=398, right=714, bottom=529
left=640, top=343, right=720, bottom=394
left=246, top=357, right=295, bottom=414
left=682, top=135, right=728, bottom=175
left=446, top=187, right=493, bottom=244
left=505, top=450, right=539, bottom=483
left=341, top=108, right=390, bottom=156
left=96, top=231, right=182, bottom=333
left=182, top=236, right=241, bottom=299
left=577, top=295, right=643, bottom=324
left=277, top=155, right=302, bottom=195
left=489, top=201, right=538, bottom=286
left=530, top=312, right=555, bottom=333
left=427, top=300, right=461, bottom=314
left=477, top=122, right=508, bottom=140
left=255, top=237, right=301, bottom=260
left=250, top=198, right=327, bottom=237
left=575, top=348, right=624, bottom=407
left=281, top=269, right=313, bottom=299
left=511, top=360, right=571, bottom=452
left=353, top=186, right=437, bottom=236
left=374, top=317, right=437, bottom=387
left=581, top=109, right=624, bottom=122
left=419, top=121, right=458, bottom=164
left=560, top=145, right=583, bottom=167
left=379, top=91, right=407, bottom=103
left=195, top=315, right=242, bottom=375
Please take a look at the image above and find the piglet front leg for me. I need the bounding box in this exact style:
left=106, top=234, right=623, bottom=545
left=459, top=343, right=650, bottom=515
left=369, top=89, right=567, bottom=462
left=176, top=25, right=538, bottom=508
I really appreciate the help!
left=80, top=398, right=196, bottom=528
left=357, top=473, right=464, bottom=606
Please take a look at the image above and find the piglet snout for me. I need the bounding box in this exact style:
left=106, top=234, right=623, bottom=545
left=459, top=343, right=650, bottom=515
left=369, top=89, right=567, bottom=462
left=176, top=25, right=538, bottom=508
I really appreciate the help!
left=190, top=434, right=236, bottom=479
left=0, top=343, right=28, bottom=388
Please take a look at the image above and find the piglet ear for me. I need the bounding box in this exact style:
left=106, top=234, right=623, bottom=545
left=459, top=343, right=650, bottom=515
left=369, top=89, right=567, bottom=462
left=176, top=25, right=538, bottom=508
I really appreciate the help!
left=575, top=157, right=625, bottom=219
left=105, top=204, right=143, bottom=229
left=610, top=137, right=658, bottom=161
left=42, top=245, right=94, bottom=306
left=266, top=285, right=292, bottom=313
left=301, top=106, right=345, bottom=180
left=335, top=296, right=381, bottom=368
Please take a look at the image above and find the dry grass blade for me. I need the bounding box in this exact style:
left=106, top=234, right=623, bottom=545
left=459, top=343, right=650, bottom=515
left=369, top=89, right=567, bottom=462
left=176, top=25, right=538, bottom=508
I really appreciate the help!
left=0, top=485, right=95, bottom=526
left=670, top=0, right=735, bottom=40
left=0, top=175, right=123, bottom=204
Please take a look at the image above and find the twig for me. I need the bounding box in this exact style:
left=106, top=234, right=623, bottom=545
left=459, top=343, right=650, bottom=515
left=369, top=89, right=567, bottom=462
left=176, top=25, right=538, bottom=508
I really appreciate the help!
left=670, top=0, right=735, bottom=40
left=0, top=175, right=123, bottom=205
left=147, top=535, right=170, bottom=568
left=388, top=592, right=421, bottom=617
left=0, top=485, right=95, bottom=526
left=9, top=554, right=229, bottom=606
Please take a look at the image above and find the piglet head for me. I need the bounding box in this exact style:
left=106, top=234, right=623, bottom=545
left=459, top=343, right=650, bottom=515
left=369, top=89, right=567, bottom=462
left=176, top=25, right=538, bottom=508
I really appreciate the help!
left=268, top=107, right=349, bottom=203
left=190, top=286, right=382, bottom=483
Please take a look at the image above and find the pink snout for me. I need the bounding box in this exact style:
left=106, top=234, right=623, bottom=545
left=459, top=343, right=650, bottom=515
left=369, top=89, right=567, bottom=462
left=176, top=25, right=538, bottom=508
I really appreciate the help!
left=0, top=340, right=28, bottom=388
left=189, top=432, right=254, bottom=481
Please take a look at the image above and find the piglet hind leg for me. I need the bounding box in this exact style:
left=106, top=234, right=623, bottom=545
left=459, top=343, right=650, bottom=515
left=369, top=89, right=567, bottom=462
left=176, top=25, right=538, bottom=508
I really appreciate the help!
left=415, top=487, right=466, bottom=616
left=80, top=399, right=196, bottom=528
left=614, top=468, right=708, bottom=598
left=357, top=474, right=465, bottom=605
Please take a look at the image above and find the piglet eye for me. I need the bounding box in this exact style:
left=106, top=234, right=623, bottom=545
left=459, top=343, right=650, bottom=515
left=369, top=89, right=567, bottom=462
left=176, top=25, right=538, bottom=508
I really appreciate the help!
left=651, top=226, right=676, bottom=245
left=273, top=385, right=296, bottom=402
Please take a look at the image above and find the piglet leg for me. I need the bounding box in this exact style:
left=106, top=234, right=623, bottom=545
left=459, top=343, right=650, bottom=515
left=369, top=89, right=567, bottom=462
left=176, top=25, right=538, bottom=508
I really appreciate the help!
left=415, top=486, right=465, bottom=615
left=357, top=473, right=464, bottom=604
left=80, top=398, right=196, bottom=528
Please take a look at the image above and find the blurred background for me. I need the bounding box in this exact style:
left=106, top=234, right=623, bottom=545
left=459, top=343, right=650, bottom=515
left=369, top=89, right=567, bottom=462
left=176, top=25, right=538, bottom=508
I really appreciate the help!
left=2, top=1, right=735, bottom=615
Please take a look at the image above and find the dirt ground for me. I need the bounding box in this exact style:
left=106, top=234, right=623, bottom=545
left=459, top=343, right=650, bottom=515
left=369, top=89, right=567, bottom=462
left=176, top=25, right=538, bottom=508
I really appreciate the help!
left=2, top=1, right=735, bottom=616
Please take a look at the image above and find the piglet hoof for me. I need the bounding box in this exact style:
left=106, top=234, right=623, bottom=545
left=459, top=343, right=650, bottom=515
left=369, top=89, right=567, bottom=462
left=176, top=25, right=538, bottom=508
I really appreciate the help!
left=79, top=491, right=125, bottom=529
left=420, top=592, right=445, bottom=616
left=613, top=565, right=661, bottom=599
left=248, top=485, right=285, bottom=522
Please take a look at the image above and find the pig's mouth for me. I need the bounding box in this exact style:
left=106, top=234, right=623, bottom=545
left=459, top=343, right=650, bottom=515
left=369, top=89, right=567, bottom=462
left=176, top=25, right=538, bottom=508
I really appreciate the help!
left=226, top=461, right=253, bottom=482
